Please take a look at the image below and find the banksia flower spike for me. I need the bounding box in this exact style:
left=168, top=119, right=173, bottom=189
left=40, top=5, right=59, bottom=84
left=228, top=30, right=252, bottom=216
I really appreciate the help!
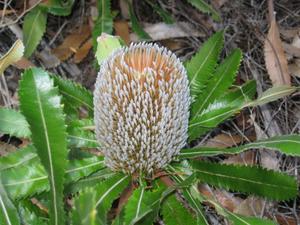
left=94, top=43, right=190, bottom=174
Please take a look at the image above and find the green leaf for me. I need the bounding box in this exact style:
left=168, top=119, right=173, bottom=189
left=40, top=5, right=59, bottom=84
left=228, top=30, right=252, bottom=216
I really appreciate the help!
left=162, top=194, right=197, bottom=225
left=18, top=202, right=48, bottom=225
left=207, top=199, right=276, bottom=225
left=229, top=216, right=276, bottom=225
left=67, top=119, right=99, bottom=148
left=128, top=0, right=151, bottom=40
left=191, top=48, right=242, bottom=118
left=186, top=31, right=223, bottom=100
left=72, top=173, right=130, bottom=225
left=0, top=182, right=20, bottom=225
left=95, top=33, right=123, bottom=66
left=0, top=39, right=24, bottom=74
left=167, top=164, right=276, bottom=225
left=181, top=135, right=300, bottom=158
left=166, top=165, right=209, bottom=225
left=2, top=157, right=47, bottom=199
left=0, top=145, right=36, bottom=171
left=186, top=0, right=221, bottom=22
left=2, top=155, right=104, bottom=199
left=71, top=188, right=101, bottom=225
left=190, top=160, right=297, bottom=200
left=65, top=156, right=104, bottom=184
left=52, top=75, right=93, bottom=114
left=124, top=186, right=165, bottom=225
left=66, top=168, right=115, bottom=194
left=42, top=0, right=75, bottom=16
left=245, top=85, right=297, bottom=107
left=188, top=80, right=256, bottom=141
left=145, top=0, right=174, bottom=24
left=0, top=108, right=31, bottom=138
left=23, top=6, right=47, bottom=57
left=227, top=134, right=300, bottom=156
left=92, top=0, right=113, bottom=52
left=19, top=68, right=68, bottom=225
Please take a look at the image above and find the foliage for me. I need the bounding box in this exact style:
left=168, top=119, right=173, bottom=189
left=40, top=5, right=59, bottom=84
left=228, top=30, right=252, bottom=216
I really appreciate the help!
left=127, top=0, right=151, bottom=40
left=19, top=68, right=68, bottom=225
left=0, top=30, right=299, bottom=225
left=0, top=108, right=31, bottom=138
left=0, top=181, right=20, bottom=225
left=186, top=0, right=221, bottom=22
left=190, top=160, right=297, bottom=200
left=22, top=1, right=75, bottom=57
left=92, top=0, right=114, bottom=52
left=23, top=6, right=47, bottom=57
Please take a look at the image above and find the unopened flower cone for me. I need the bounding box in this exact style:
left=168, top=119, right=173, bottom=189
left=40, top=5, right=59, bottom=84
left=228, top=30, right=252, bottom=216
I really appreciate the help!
left=94, top=43, right=190, bottom=174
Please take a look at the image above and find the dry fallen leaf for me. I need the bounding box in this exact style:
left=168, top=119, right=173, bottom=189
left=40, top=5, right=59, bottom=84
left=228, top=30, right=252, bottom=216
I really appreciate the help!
left=52, top=25, right=91, bottom=61
left=264, top=18, right=291, bottom=86
left=0, top=9, right=15, bottom=16
left=13, top=57, right=35, bottom=69
left=130, top=22, right=205, bottom=41
left=233, top=196, right=265, bottom=216
left=73, top=38, right=92, bottom=63
left=289, top=63, right=300, bottom=77
left=114, top=21, right=130, bottom=45
left=204, top=133, right=243, bottom=148
left=275, top=215, right=297, bottom=225
left=0, top=39, right=24, bottom=74
left=36, top=48, right=60, bottom=68
left=283, top=42, right=300, bottom=58
left=223, top=151, right=256, bottom=166
left=280, top=28, right=300, bottom=40
left=198, top=184, right=243, bottom=212
left=160, top=39, right=185, bottom=51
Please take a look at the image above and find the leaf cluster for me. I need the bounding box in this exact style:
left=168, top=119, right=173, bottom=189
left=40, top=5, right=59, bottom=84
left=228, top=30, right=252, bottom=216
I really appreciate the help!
left=0, top=30, right=299, bottom=225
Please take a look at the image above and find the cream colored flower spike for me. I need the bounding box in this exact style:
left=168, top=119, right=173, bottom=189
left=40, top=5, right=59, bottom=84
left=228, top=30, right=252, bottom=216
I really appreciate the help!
left=94, top=43, right=190, bottom=174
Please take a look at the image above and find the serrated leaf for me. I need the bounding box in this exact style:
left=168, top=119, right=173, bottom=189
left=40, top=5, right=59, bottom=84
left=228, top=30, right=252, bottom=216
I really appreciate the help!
left=181, top=135, right=300, bottom=159
left=66, top=168, right=115, bottom=194
left=0, top=182, right=20, bottom=225
left=0, top=108, right=31, bottom=138
left=23, top=7, right=47, bottom=57
left=188, top=80, right=256, bottom=141
left=124, top=186, right=166, bottom=225
left=145, top=0, right=174, bottom=24
left=92, top=0, right=113, bottom=52
left=245, top=85, right=297, bottom=107
left=2, top=158, right=47, bottom=199
left=0, top=145, right=36, bottom=171
left=166, top=165, right=209, bottom=225
left=128, top=0, right=151, bottom=40
left=67, top=119, right=99, bottom=148
left=72, top=188, right=101, bottom=225
left=2, top=155, right=104, bottom=199
left=19, top=68, right=68, bottom=225
left=52, top=75, right=93, bottom=114
left=186, top=31, right=223, bottom=100
left=167, top=164, right=276, bottom=225
left=72, top=173, right=129, bottom=225
left=0, top=39, right=24, bottom=74
left=162, top=194, right=197, bottom=225
left=191, top=48, right=242, bottom=118
left=229, top=215, right=276, bottom=225
left=207, top=199, right=276, bottom=225
left=18, top=202, right=48, bottom=225
left=186, top=0, right=221, bottom=22
left=65, top=156, right=104, bottom=184
left=190, top=160, right=297, bottom=200
left=95, top=33, right=123, bottom=66
left=42, top=0, right=75, bottom=16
